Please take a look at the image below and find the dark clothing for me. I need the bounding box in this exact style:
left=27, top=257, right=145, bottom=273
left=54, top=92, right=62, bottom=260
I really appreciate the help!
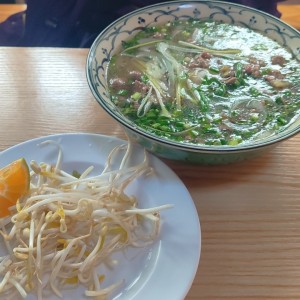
left=0, top=0, right=283, bottom=48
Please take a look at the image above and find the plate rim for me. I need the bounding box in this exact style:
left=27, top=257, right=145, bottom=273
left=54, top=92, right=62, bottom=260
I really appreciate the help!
left=0, top=132, right=201, bottom=300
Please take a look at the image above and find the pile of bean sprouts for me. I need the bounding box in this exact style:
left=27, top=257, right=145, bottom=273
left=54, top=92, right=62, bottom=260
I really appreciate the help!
left=0, top=140, right=171, bottom=299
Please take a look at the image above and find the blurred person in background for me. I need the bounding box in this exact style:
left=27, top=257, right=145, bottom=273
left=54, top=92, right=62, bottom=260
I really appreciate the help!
left=0, top=0, right=283, bottom=47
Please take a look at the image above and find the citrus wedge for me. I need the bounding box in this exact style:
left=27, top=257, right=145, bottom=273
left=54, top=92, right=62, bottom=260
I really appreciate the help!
left=0, top=158, right=30, bottom=218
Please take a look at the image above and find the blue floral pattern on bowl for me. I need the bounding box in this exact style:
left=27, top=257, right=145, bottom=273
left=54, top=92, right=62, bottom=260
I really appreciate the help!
left=86, top=0, right=300, bottom=164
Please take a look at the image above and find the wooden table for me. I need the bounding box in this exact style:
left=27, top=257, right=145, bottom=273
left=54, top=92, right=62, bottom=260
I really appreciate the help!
left=0, top=4, right=26, bottom=23
left=278, top=3, right=300, bottom=30
left=1, top=47, right=300, bottom=299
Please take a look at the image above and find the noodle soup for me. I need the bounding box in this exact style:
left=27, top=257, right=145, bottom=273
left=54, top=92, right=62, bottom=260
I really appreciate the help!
left=107, top=20, right=300, bottom=146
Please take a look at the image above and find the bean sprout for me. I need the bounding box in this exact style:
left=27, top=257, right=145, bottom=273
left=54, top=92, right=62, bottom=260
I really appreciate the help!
left=0, top=141, right=172, bottom=299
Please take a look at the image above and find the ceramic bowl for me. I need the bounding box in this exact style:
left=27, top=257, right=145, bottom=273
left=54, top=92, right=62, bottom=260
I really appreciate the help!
left=86, top=0, right=300, bottom=164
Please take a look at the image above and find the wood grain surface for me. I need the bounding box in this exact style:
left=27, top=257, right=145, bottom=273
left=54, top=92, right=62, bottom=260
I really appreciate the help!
left=279, top=3, right=300, bottom=30
left=0, top=4, right=26, bottom=23
left=1, top=47, right=300, bottom=299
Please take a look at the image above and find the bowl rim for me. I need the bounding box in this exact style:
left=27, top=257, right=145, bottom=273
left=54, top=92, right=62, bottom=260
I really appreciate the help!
left=86, top=0, right=300, bottom=154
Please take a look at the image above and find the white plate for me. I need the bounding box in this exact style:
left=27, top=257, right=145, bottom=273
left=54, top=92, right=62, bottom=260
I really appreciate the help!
left=0, top=133, right=201, bottom=300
